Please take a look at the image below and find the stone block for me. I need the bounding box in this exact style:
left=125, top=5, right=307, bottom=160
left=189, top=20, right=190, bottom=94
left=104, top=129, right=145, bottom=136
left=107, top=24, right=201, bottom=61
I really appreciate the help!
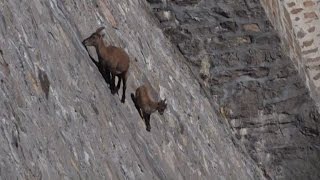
left=220, top=21, right=238, bottom=32
left=307, top=26, right=316, bottom=32
left=304, top=12, right=319, bottom=19
left=155, top=10, right=174, bottom=22
left=302, top=39, right=314, bottom=48
left=287, top=2, right=296, bottom=7
left=303, top=1, right=316, bottom=7
left=243, top=23, right=261, bottom=32
left=291, top=8, right=303, bottom=14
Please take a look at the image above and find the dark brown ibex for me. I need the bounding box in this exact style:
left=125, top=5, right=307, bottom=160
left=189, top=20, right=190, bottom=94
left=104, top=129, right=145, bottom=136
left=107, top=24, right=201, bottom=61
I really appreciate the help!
left=131, top=84, right=167, bottom=132
left=83, top=27, right=130, bottom=103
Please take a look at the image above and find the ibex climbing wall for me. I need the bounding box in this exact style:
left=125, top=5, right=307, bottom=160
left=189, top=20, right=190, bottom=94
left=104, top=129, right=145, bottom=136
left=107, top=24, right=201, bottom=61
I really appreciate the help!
left=147, top=0, right=320, bottom=179
left=0, top=0, right=265, bottom=179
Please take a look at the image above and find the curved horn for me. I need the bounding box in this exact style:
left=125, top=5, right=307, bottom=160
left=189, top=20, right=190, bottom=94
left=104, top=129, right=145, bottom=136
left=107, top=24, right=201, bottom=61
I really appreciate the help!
left=96, top=27, right=105, bottom=34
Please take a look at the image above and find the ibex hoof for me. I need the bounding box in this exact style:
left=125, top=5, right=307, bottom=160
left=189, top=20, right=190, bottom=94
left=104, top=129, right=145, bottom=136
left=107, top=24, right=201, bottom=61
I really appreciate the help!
left=111, top=89, right=117, bottom=95
left=121, top=98, right=125, bottom=103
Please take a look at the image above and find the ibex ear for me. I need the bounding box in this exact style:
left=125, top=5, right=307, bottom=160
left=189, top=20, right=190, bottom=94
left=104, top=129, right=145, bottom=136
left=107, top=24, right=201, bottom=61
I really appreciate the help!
left=96, top=27, right=105, bottom=34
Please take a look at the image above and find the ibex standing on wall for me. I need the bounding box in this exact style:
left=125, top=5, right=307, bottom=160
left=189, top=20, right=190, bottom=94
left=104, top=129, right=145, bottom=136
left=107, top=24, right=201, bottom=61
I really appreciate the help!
left=83, top=27, right=130, bottom=103
left=131, top=85, right=167, bottom=132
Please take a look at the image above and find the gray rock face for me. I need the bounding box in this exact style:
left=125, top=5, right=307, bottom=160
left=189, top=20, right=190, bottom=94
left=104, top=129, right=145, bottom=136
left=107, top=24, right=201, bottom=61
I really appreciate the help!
left=147, top=0, right=320, bottom=179
left=0, top=0, right=264, bottom=179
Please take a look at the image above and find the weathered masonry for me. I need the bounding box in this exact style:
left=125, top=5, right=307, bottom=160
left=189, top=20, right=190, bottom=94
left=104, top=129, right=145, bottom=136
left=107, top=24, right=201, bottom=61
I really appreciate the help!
left=260, top=0, right=320, bottom=107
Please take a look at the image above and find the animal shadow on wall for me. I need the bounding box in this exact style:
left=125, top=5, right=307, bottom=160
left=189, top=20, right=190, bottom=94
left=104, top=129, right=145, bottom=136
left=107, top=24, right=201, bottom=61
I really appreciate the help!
left=82, top=27, right=130, bottom=103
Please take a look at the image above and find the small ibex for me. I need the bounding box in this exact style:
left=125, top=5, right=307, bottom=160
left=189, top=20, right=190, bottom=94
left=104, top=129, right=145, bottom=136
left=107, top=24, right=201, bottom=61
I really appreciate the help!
left=83, top=27, right=130, bottom=103
left=131, top=84, right=167, bottom=132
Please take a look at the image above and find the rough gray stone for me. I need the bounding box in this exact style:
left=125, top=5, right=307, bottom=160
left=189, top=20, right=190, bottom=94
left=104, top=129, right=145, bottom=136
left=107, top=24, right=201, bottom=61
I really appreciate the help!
left=0, top=0, right=264, bottom=179
left=148, top=0, right=320, bottom=179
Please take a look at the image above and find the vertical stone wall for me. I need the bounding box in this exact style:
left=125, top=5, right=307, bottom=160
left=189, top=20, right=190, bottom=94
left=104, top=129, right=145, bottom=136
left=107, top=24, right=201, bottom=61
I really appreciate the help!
left=260, top=0, right=320, bottom=106
left=0, top=0, right=267, bottom=179
left=147, top=0, right=320, bottom=178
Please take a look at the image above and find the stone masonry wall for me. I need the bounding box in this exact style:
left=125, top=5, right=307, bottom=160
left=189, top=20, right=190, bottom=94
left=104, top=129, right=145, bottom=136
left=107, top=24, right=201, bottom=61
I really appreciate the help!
left=0, top=0, right=266, bottom=179
left=146, top=0, right=320, bottom=179
left=260, top=0, right=320, bottom=106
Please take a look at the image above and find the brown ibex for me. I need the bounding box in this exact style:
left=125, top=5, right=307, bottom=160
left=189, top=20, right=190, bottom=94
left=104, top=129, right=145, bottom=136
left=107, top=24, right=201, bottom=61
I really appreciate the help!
left=131, top=84, right=167, bottom=132
left=83, top=27, right=130, bottom=103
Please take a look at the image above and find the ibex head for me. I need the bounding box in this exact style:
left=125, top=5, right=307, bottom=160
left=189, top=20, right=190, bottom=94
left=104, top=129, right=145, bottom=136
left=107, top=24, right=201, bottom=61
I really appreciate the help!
left=157, top=99, right=167, bottom=115
left=83, top=27, right=105, bottom=47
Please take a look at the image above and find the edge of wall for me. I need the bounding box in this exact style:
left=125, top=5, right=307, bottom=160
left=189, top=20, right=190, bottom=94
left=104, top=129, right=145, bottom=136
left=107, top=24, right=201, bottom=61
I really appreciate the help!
left=260, top=0, right=320, bottom=109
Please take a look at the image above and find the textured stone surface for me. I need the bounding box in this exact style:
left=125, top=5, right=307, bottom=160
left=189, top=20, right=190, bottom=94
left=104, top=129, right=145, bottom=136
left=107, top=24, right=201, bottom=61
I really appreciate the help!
left=260, top=0, right=320, bottom=107
left=0, top=0, right=265, bottom=179
left=148, top=0, right=320, bottom=179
